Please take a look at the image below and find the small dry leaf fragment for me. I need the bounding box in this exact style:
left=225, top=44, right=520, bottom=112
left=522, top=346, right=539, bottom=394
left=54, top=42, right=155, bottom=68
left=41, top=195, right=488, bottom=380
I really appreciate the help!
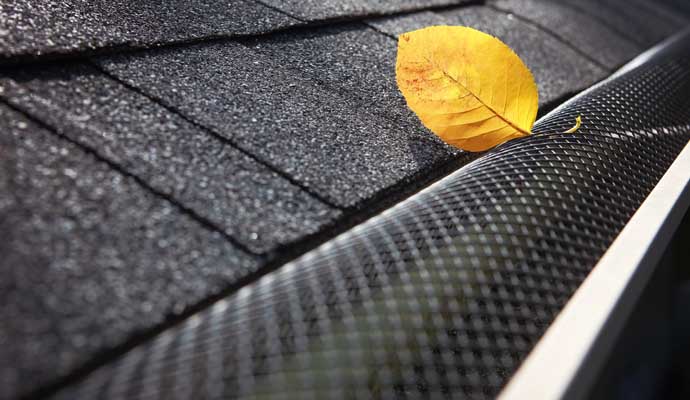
left=396, top=26, right=539, bottom=152
left=564, top=115, right=582, bottom=133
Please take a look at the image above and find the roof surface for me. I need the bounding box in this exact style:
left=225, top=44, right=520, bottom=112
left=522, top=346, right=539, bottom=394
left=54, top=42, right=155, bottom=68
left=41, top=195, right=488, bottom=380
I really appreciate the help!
left=0, top=0, right=687, bottom=398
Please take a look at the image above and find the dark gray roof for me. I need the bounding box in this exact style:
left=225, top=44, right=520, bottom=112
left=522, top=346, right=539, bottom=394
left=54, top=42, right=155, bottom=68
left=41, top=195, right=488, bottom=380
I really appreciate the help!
left=0, top=0, right=298, bottom=63
left=95, top=38, right=460, bottom=208
left=0, top=0, right=687, bottom=398
left=0, top=104, right=258, bottom=397
left=492, top=0, right=641, bottom=70
left=556, top=0, right=687, bottom=47
left=241, top=24, right=425, bottom=132
left=0, top=0, right=475, bottom=64
left=0, top=64, right=339, bottom=253
left=264, top=0, right=472, bottom=20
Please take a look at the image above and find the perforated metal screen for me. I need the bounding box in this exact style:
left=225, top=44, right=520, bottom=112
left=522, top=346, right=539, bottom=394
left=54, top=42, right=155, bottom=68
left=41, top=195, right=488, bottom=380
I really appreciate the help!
left=53, top=34, right=690, bottom=400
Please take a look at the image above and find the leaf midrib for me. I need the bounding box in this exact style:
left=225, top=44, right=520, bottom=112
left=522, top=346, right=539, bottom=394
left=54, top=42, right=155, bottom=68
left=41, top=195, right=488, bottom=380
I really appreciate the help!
left=423, top=55, right=531, bottom=137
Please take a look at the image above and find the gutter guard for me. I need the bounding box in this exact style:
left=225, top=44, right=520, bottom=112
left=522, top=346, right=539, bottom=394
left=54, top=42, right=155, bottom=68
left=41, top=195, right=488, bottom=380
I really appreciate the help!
left=500, top=30, right=690, bottom=400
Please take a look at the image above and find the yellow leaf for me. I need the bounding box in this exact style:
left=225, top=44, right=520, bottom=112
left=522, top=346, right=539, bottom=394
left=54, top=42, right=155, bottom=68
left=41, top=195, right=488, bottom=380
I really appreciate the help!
left=564, top=115, right=582, bottom=133
left=396, top=26, right=539, bottom=152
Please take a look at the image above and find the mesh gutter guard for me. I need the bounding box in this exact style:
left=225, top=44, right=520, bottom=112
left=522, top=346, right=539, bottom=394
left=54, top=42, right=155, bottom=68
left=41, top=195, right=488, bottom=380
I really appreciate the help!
left=52, top=31, right=690, bottom=399
left=500, top=31, right=690, bottom=400
left=500, top=123, right=690, bottom=400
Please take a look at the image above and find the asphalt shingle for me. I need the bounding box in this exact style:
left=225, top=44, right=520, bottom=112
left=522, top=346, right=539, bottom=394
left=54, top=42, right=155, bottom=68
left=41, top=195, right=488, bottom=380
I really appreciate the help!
left=263, top=0, right=470, bottom=20
left=242, top=24, right=459, bottom=154
left=608, top=0, right=689, bottom=27
left=369, top=5, right=608, bottom=106
left=96, top=41, right=460, bottom=208
left=0, top=0, right=297, bottom=63
left=555, top=0, right=686, bottom=47
left=0, top=64, right=338, bottom=254
left=0, top=104, right=258, bottom=399
left=491, top=0, right=642, bottom=70
left=366, top=10, right=450, bottom=36
left=245, top=25, right=400, bottom=119
left=657, top=0, right=690, bottom=16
